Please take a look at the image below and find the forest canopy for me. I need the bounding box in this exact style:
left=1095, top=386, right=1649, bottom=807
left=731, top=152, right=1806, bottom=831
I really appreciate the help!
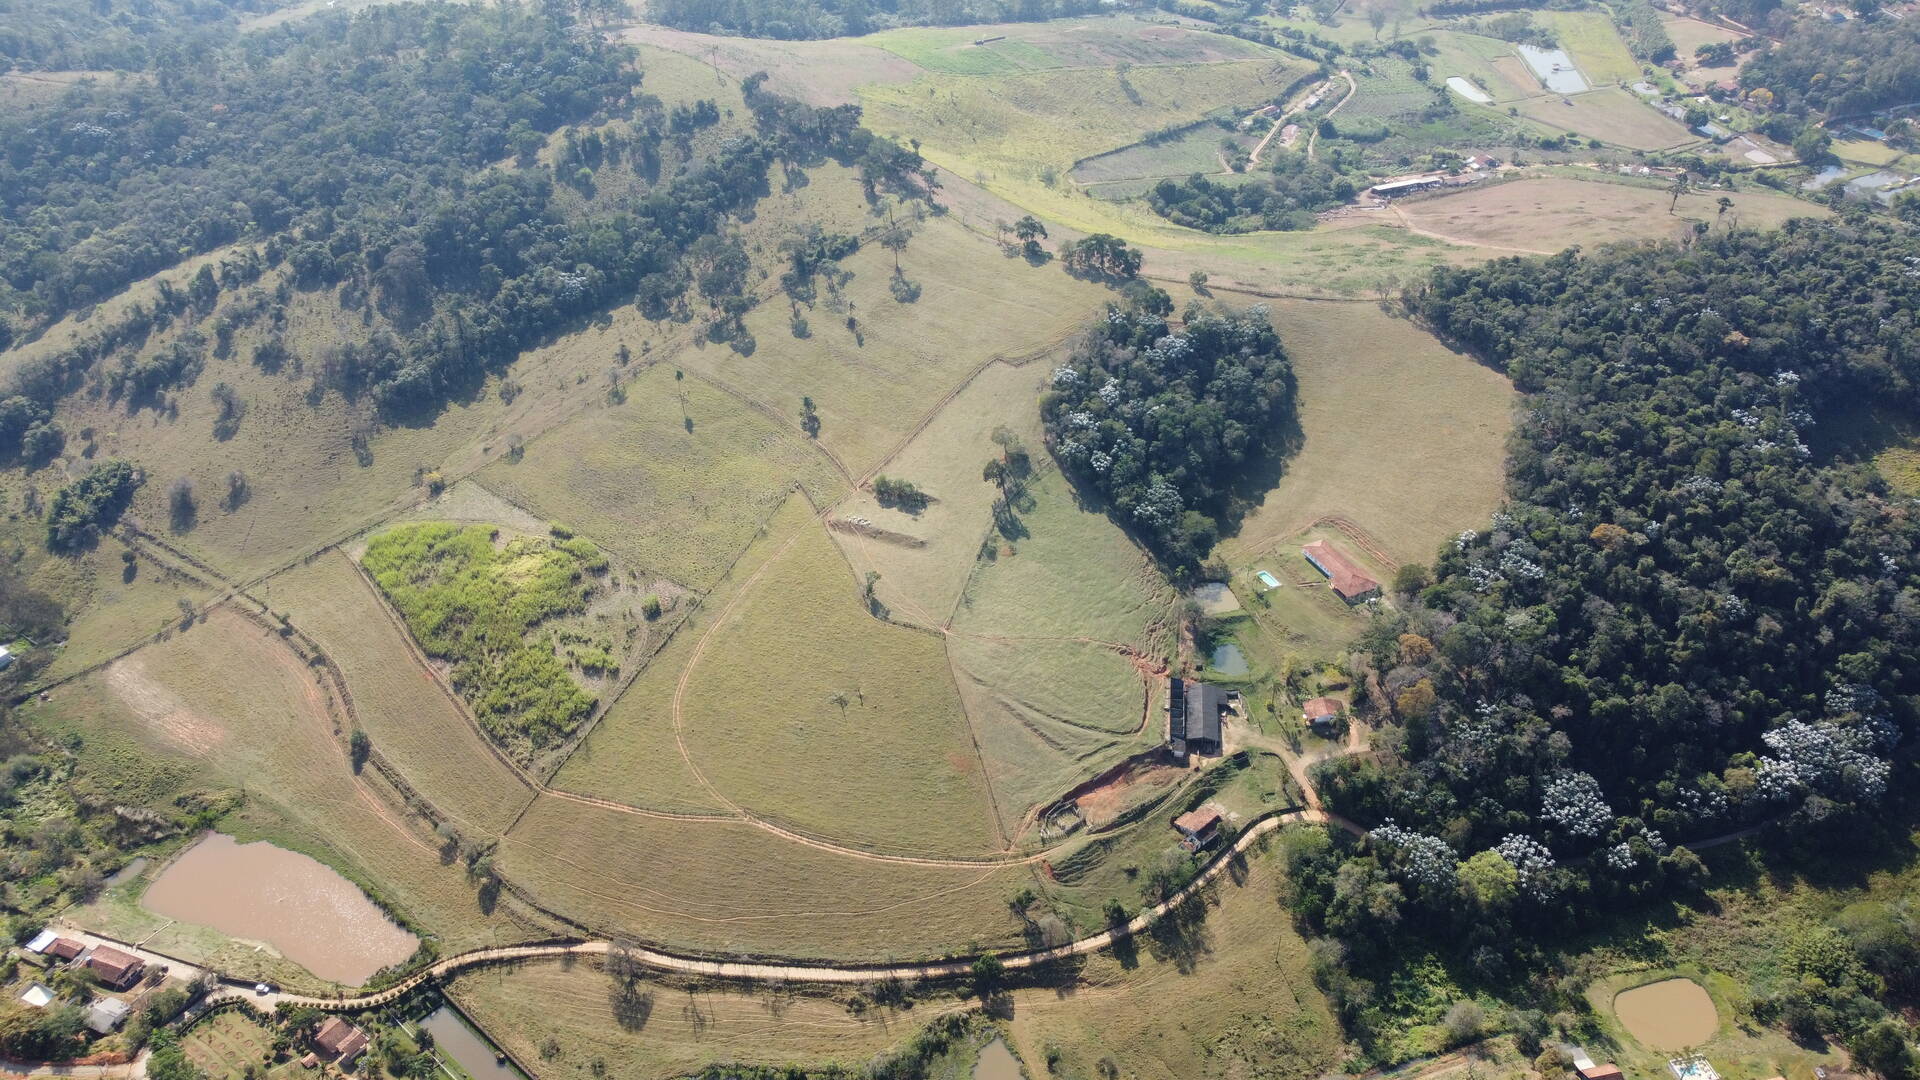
left=1742, top=17, right=1920, bottom=119
left=1043, top=300, right=1296, bottom=571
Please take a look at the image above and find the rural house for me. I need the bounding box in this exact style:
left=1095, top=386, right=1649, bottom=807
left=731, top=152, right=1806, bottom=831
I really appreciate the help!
left=1167, top=677, right=1239, bottom=759
left=1302, top=540, right=1380, bottom=602
left=313, top=1016, right=372, bottom=1067
left=1172, top=807, right=1223, bottom=851
left=1303, top=696, right=1344, bottom=735
left=81, top=945, right=145, bottom=990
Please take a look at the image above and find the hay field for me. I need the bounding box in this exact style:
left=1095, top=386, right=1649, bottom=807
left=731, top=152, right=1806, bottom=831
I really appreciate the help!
left=859, top=60, right=1308, bottom=190
left=681, top=213, right=1107, bottom=479
left=1398, top=176, right=1824, bottom=252
left=1002, top=843, right=1343, bottom=1080
left=260, top=551, right=536, bottom=837
left=499, top=793, right=1034, bottom=960
left=29, top=606, right=519, bottom=969
left=1516, top=88, right=1694, bottom=150
left=551, top=496, right=819, bottom=814
left=828, top=358, right=1051, bottom=628
left=476, top=363, right=844, bottom=590
left=677, top=516, right=1003, bottom=856
left=1222, top=299, right=1513, bottom=569
left=1533, top=11, right=1642, bottom=85
left=449, top=961, right=918, bottom=1080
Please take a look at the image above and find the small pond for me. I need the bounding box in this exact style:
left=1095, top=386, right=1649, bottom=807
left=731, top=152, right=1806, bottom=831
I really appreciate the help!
left=1209, top=642, right=1250, bottom=676
left=142, top=832, right=418, bottom=985
left=420, top=1005, right=528, bottom=1080
left=973, top=1038, right=1022, bottom=1080
left=1613, top=977, right=1719, bottom=1051
left=1517, top=44, right=1590, bottom=93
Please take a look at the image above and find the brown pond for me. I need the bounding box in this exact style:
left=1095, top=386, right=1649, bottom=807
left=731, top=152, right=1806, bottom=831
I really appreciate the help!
left=142, top=833, right=418, bottom=985
left=1613, top=978, right=1719, bottom=1051
left=973, top=1039, right=1022, bottom=1080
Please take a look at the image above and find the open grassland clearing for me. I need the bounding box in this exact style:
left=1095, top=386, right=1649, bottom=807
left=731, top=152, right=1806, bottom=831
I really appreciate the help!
left=259, top=551, right=534, bottom=836
left=21, top=522, right=221, bottom=683
left=1071, top=123, right=1257, bottom=186
left=27, top=605, right=523, bottom=979
left=1340, top=56, right=1442, bottom=122
left=499, top=792, right=1035, bottom=961
left=551, top=494, right=817, bottom=814
left=620, top=25, right=919, bottom=106
left=1515, top=87, right=1695, bottom=150
left=1221, top=299, right=1511, bottom=570
left=1659, top=14, right=1744, bottom=58
left=829, top=358, right=1050, bottom=627
left=866, top=17, right=1283, bottom=75
left=686, top=212, right=1108, bottom=479
left=0, top=70, right=127, bottom=110
left=1397, top=176, right=1824, bottom=252
left=449, top=961, right=921, bottom=1080
left=1532, top=10, right=1642, bottom=86
left=678, top=516, right=1004, bottom=857
left=858, top=59, right=1309, bottom=193
left=477, top=361, right=844, bottom=591
left=1003, top=841, right=1342, bottom=1080
left=1425, top=30, right=1539, bottom=102
left=946, top=467, right=1178, bottom=836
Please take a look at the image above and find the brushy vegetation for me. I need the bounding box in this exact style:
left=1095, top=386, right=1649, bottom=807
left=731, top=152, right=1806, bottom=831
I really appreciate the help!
left=45, top=460, right=141, bottom=551
left=362, top=523, right=605, bottom=755
left=1044, top=300, right=1296, bottom=571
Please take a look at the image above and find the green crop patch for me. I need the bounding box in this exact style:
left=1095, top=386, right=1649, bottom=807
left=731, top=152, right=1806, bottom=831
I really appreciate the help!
left=362, top=523, right=606, bottom=758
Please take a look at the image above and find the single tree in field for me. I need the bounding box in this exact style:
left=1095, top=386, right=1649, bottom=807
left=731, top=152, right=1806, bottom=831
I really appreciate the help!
left=1668, top=174, right=1689, bottom=214
left=1014, top=215, right=1048, bottom=260
left=1716, top=195, right=1733, bottom=225
left=1368, top=6, right=1387, bottom=38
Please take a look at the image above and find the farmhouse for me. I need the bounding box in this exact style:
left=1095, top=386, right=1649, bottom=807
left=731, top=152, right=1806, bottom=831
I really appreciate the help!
left=1167, top=677, right=1239, bottom=759
left=1301, top=540, right=1380, bottom=602
left=312, top=1016, right=371, bottom=1067
left=1303, top=696, right=1344, bottom=735
left=1172, top=806, right=1222, bottom=851
left=81, top=945, right=145, bottom=990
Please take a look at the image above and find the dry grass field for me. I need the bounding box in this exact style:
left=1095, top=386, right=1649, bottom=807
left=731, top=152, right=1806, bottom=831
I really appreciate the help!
left=866, top=17, right=1281, bottom=74
left=31, top=606, right=520, bottom=977
left=449, top=962, right=922, bottom=1080
left=1398, top=176, right=1825, bottom=253
left=476, top=362, right=844, bottom=590
left=1221, top=299, right=1513, bottom=570
left=260, top=552, right=537, bottom=837
left=677, top=515, right=1004, bottom=856
left=1516, top=88, right=1695, bottom=150
left=498, top=792, right=1035, bottom=961
left=1532, top=11, right=1643, bottom=85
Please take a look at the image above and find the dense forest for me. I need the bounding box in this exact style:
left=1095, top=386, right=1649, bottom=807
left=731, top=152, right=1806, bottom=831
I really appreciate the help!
left=1043, top=299, right=1296, bottom=570
left=646, top=0, right=1104, bottom=40
left=1285, top=219, right=1920, bottom=1052
left=0, top=0, right=287, bottom=73
left=1742, top=17, right=1920, bottom=120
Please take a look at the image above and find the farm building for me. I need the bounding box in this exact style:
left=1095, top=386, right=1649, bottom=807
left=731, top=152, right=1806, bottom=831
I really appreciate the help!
left=0, top=645, right=12, bottom=670
left=84, top=997, right=130, bottom=1035
left=81, top=945, right=145, bottom=990
left=1303, top=696, right=1344, bottom=735
left=1301, top=540, right=1380, bottom=602
left=1172, top=806, right=1222, bottom=851
left=1370, top=176, right=1442, bottom=197
left=1465, top=154, right=1500, bottom=171
left=313, top=1016, right=372, bottom=1066
left=18, top=983, right=53, bottom=1008
left=1166, top=677, right=1239, bottom=759
left=23, top=929, right=58, bottom=953
left=42, top=936, right=84, bottom=962
left=1578, top=1066, right=1624, bottom=1080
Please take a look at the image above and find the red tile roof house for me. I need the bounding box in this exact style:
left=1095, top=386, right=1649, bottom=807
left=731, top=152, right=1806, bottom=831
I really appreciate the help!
left=81, top=945, right=145, bottom=990
left=1303, top=696, right=1344, bottom=734
left=1173, top=807, right=1223, bottom=852
left=1301, top=540, right=1381, bottom=602
left=43, top=937, right=85, bottom=962
left=312, top=1016, right=371, bottom=1067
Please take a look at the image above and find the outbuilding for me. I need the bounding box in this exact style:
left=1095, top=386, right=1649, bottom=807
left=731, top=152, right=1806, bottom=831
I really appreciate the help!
left=84, top=997, right=130, bottom=1035
left=1167, top=677, right=1239, bottom=759
left=1173, top=806, right=1223, bottom=851
left=18, top=983, right=54, bottom=1009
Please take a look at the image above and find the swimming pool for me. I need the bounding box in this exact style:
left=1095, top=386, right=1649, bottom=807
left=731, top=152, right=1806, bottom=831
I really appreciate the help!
left=1255, top=570, right=1280, bottom=590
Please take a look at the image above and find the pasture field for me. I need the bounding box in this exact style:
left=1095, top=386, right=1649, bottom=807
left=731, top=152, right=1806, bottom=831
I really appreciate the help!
left=1425, top=30, right=1538, bottom=102
left=677, top=513, right=1003, bottom=857
left=1340, top=56, right=1441, bottom=121
left=1516, top=88, right=1694, bottom=150
left=1533, top=11, right=1642, bottom=85
left=498, top=792, right=1036, bottom=961
left=1220, top=299, right=1512, bottom=570
left=858, top=60, right=1309, bottom=191
left=683, top=212, right=1107, bottom=479
left=476, top=362, right=844, bottom=590
left=28, top=606, right=521, bottom=978
left=260, top=551, right=536, bottom=836
left=551, top=495, right=817, bottom=814
left=828, top=358, right=1051, bottom=628
left=1398, top=176, right=1825, bottom=252
left=449, top=963, right=921, bottom=1080
left=1658, top=14, right=1744, bottom=61
left=866, top=17, right=1282, bottom=74
left=1003, top=843, right=1343, bottom=1080
left=26, top=529, right=220, bottom=683
left=181, top=1011, right=302, bottom=1080
left=620, top=25, right=920, bottom=106
left=1071, top=123, right=1255, bottom=185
